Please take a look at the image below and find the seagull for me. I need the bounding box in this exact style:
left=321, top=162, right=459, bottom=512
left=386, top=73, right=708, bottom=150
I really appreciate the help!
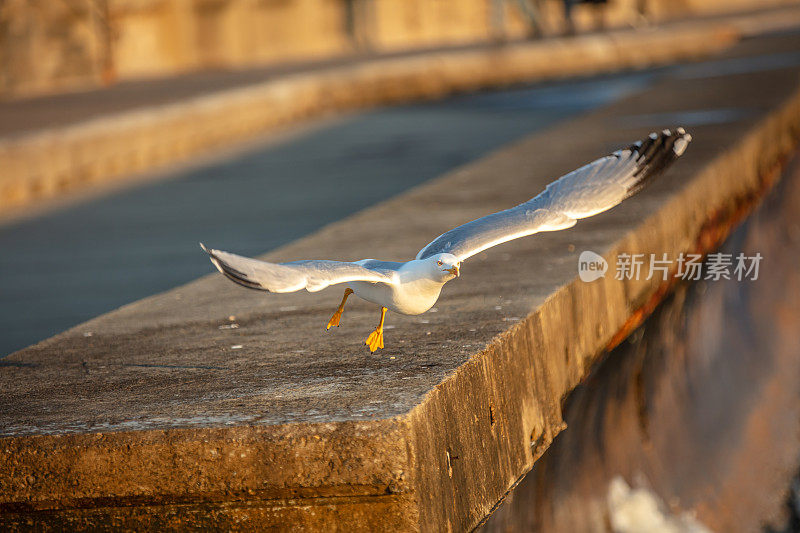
left=202, top=128, right=691, bottom=352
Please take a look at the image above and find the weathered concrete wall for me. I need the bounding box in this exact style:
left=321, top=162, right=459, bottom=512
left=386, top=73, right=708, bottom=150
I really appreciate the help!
left=0, top=22, right=737, bottom=214
left=481, top=155, right=800, bottom=531
left=1, top=0, right=796, bottom=99
left=1, top=32, right=800, bottom=530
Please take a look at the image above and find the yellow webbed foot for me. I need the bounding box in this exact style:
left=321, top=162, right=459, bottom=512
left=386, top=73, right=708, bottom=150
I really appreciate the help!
left=364, top=306, right=388, bottom=353
left=326, top=309, right=343, bottom=330
left=326, top=288, right=353, bottom=330
left=365, top=328, right=384, bottom=353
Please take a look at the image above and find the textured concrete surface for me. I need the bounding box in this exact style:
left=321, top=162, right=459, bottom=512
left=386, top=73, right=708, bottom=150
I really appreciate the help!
left=2, top=32, right=800, bottom=530
left=0, top=20, right=737, bottom=213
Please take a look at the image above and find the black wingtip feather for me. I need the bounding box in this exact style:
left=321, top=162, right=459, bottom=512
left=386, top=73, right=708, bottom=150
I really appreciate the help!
left=202, top=245, right=268, bottom=291
left=626, top=127, right=691, bottom=198
left=216, top=264, right=267, bottom=291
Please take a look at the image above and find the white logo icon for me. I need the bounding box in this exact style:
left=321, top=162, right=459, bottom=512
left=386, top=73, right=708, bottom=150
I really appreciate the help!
left=578, top=251, right=608, bottom=282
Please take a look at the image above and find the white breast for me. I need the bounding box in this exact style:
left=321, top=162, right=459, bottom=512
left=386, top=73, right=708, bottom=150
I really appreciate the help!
left=348, top=260, right=444, bottom=315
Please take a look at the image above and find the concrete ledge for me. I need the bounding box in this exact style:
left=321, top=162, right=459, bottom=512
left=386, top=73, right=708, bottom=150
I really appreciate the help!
left=2, top=35, right=800, bottom=530
left=0, top=22, right=737, bottom=213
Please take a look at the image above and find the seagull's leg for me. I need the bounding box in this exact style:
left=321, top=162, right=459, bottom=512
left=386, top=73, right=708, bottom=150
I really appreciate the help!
left=326, top=288, right=354, bottom=330
left=365, top=307, right=387, bottom=353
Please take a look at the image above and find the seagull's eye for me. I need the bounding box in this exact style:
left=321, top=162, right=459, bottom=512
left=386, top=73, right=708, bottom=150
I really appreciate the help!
left=437, top=260, right=443, bottom=266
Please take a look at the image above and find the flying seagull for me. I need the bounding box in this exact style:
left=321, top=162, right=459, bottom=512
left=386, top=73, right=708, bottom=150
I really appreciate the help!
left=202, top=128, right=691, bottom=352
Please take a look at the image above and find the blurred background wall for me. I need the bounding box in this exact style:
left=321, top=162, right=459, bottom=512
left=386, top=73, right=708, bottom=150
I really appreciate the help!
left=1, top=0, right=795, bottom=100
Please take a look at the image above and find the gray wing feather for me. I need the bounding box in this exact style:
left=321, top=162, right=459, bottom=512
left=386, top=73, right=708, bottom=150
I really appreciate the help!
left=417, top=129, right=691, bottom=261
left=356, top=259, right=405, bottom=270
left=201, top=245, right=396, bottom=293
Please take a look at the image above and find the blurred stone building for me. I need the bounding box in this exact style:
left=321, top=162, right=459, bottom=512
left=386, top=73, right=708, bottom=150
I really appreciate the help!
left=0, top=0, right=793, bottom=99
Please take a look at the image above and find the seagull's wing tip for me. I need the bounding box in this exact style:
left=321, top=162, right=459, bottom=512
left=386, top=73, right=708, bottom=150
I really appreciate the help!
left=199, top=242, right=210, bottom=254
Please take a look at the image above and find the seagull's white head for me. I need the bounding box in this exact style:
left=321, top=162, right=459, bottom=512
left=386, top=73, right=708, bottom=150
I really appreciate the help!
left=425, top=253, right=461, bottom=282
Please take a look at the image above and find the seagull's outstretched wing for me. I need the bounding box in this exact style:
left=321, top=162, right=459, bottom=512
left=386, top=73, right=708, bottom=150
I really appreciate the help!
left=201, top=244, right=397, bottom=293
left=417, top=129, right=691, bottom=261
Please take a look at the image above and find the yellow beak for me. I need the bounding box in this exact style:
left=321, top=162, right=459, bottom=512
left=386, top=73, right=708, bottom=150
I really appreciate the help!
left=447, top=265, right=460, bottom=277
